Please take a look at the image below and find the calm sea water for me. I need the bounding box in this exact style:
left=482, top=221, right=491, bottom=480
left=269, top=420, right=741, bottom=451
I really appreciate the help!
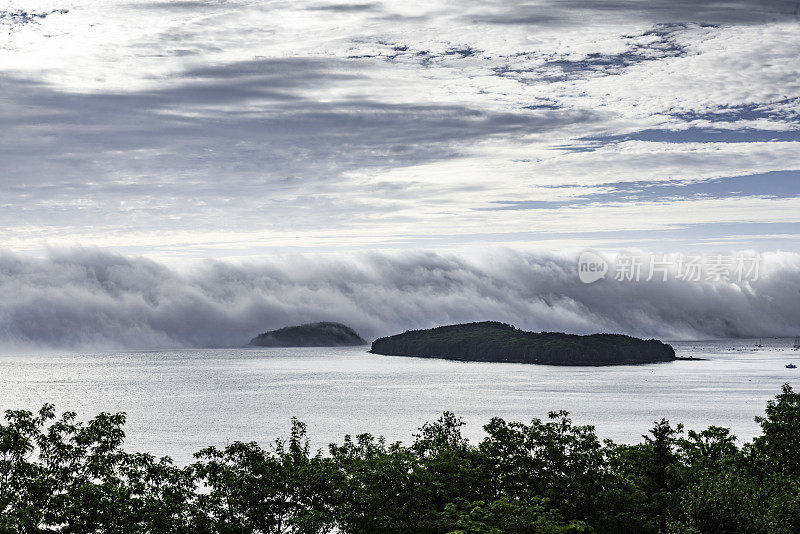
left=2, top=339, right=799, bottom=463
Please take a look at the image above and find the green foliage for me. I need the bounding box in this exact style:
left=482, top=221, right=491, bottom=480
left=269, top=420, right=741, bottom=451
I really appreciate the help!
left=478, top=411, right=605, bottom=523
left=752, top=383, right=800, bottom=476
left=439, top=498, right=592, bottom=534
left=678, top=426, right=740, bottom=471
left=328, top=433, right=417, bottom=532
left=191, top=418, right=337, bottom=534
left=3, top=385, right=800, bottom=533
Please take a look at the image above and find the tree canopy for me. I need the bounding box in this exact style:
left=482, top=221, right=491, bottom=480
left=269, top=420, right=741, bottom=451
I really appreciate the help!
left=3, top=386, right=800, bottom=533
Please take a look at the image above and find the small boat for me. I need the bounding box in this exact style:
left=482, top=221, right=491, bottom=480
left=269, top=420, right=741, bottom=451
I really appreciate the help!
left=755, top=338, right=764, bottom=348
left=794, top=338, right=800, bottom=350
left=787, top=363, right=797, bottom=369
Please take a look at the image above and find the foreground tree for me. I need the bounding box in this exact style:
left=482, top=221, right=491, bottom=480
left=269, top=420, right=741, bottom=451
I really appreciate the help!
left=2, top=385, right=800, bottom=533
left=193, top=418, right=335, bottom=533
left=751, top=384, right=800, bottom=476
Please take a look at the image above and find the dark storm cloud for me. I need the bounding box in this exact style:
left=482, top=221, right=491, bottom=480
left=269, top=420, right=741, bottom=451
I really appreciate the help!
left=1, top=248, right=798, bottom=350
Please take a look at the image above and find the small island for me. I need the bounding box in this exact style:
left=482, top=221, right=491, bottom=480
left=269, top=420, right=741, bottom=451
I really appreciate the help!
left=249, top=322, right=366, bottom=347
left=370, top=321, right=675, bottom=366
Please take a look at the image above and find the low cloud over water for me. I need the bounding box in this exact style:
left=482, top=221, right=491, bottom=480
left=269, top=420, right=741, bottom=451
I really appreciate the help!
left=2, top=248, right=799, bottom=350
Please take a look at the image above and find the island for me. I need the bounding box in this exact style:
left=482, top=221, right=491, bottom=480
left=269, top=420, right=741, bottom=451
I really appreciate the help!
left=249, top=322, right=366, bottom=347
left=370, top=321, right=675, bottom=366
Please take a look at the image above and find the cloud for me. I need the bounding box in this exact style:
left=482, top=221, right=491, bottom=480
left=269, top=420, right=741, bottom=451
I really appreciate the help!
left=0, top=60, right=598, bottom=244
left=306, top=2, right=381, bottom=12
left=0, top=7, right=68, bottom=29
left=0, top=0, right=798, bottom=258
left=2, top=248, right=799, bottom=350
left=469, top=0, right=800, bottom=27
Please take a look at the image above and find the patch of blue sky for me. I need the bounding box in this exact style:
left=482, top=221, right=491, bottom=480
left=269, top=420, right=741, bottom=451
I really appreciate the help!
left=483, top=170, right=800, bottom=211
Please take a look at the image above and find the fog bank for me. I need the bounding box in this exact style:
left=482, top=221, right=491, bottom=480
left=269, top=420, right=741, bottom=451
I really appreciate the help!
left=1, top=248, right=799, bottom=350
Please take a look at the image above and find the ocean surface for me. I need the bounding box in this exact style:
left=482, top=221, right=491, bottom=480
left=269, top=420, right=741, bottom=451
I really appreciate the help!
left=2, top=338, right=799, bottom=463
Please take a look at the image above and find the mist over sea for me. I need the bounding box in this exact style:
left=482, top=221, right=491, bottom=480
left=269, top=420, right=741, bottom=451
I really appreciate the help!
left=2, top=248, right=800, bottom=351
left=2, top=339, right=798, bottom=463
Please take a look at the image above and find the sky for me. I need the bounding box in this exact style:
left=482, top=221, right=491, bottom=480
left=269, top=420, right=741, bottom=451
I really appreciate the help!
left=2, top=0, right=800, bottom=260
left=2, top=0, right=800, bottom=347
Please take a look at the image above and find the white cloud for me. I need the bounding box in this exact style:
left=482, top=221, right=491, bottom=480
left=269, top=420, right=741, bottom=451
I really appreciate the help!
left=1, top=0, right=798, bottom=259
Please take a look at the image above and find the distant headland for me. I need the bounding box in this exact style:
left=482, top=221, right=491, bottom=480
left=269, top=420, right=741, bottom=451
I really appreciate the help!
left=370, top=321, right=675, bottom=366
left=249, top=322, right=366, bottom=347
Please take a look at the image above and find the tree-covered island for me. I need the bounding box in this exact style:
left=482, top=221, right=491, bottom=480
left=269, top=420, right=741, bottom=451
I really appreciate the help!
left=370, top=321, right=675, bottom=365
left=249, top=321, right=366, bottom=347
